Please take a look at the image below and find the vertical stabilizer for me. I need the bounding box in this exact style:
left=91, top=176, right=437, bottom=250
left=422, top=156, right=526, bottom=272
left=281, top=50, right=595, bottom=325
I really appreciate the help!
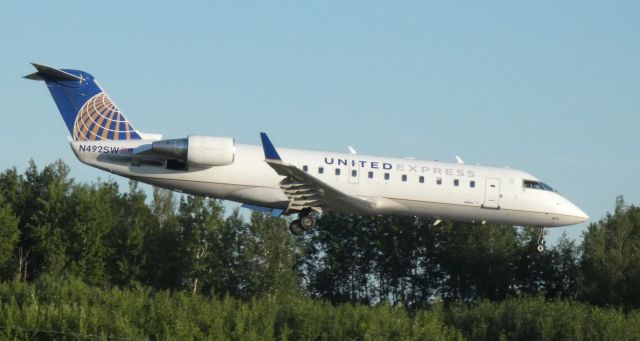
left=26, top=63, right=142, bottom=141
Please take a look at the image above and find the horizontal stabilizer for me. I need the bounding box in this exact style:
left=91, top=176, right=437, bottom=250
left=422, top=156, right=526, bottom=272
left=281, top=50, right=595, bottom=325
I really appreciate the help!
left=24, top=63, right=84, bottom=82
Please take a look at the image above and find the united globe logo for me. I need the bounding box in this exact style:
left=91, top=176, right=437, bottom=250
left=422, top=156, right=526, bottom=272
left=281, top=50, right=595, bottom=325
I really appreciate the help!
left=72, top=92, right=138, bottom=141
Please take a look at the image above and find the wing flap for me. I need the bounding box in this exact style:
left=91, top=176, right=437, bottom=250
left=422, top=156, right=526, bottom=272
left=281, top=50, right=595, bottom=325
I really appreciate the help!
left=261, top=139, right=378, bottom=215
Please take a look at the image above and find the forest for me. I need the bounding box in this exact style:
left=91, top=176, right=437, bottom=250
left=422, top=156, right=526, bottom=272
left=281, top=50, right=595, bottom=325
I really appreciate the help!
left=1, top=160, right=639, bottom=340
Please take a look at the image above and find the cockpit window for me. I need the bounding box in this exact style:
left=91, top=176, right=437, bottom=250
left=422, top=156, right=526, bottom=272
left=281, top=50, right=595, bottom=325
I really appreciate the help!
left=523, top=180, right=556, bottom=192
left=540, top=182, right=555, bottom=191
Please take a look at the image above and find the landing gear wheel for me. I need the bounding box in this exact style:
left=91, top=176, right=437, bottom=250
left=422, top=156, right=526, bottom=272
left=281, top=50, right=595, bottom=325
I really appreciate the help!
left=535, top=227, right=546, bottom=253
left=300, top=214, right=316, bottom=231
left=289, top=220, right=304, bottom=235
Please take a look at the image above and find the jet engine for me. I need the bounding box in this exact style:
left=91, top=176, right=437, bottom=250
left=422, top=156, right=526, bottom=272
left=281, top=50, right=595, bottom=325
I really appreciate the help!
left=150, top=135, right=235, bottom=167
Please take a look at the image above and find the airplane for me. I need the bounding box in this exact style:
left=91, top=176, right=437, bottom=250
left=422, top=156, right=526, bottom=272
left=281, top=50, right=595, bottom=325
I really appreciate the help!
left=26, top=63, right=588, bottom=252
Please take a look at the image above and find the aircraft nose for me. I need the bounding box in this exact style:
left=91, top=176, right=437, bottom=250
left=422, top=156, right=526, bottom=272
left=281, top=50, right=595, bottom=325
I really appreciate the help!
left=572, top=206, right=589, bottom=223
left=561, top=199, right=589, bottom=225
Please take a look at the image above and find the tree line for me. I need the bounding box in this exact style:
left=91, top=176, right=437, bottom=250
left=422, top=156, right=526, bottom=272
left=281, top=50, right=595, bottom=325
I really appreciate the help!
left=1, top=160, right=640, bottom=338
left=0, top=160, right=301, bottom=300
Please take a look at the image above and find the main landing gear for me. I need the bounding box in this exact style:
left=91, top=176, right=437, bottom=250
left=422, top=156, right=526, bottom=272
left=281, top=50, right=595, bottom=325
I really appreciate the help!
left=535, top=226, right=546, bottom=253
left=288, top=209, right=318, bottom=236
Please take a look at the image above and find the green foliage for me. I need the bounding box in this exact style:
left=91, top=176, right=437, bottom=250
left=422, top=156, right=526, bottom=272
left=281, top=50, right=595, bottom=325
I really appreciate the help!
left=303, top=213, right=579, bottom=305
left=445, top=296, right=640, bottom=341
left=64, top=183, right=113, bottom=285
left=177, top=195, right=224, bottom=293
left=3, top=160, right=640, bottom=338
left=0, top=192, right=19, bottom=276
left=106, top=181, right=156, bottom=287
left=0, top=161, right=304, bottom=298
left=439, top=222, right=520, bottom=302
left=246, top=212, right=301, bottom=297
left=581, top=196, right=640, bottom=309
left=1, top=277, right=639, bottom=340
left=21, top=160, right=74, bottom=278
left=0, top=276, right=463, bottom=340
left=144, top=187, right=182, bottom=290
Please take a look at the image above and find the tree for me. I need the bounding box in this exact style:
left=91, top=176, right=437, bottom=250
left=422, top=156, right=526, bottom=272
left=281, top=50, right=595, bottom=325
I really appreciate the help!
left=144, top=187, right=182, bottom=290
left=513, top=227, right=554, bottom=297
left=208, top=208, right=254, bottom=299
left=580, top=196, right=640, bottom=309
left=19, top=160, right=73, bottom=279
left=302, top=213, right=377, bottom=304
left=438, top=222, right=520, bottom=302
left=304, top=214, right=525, bottom=306
left=177, top=196, right=224, bottom=294
left=246, top=212, right=300, bottom=297
left=0, top=193, right=19, bottom=279
left=0, top=167, right=29, bottom=281
left=64, top=183, right=115, bottom=285
left=547, top=234, right=580, bottom=300
left=105, top=181, right=156, bottom=287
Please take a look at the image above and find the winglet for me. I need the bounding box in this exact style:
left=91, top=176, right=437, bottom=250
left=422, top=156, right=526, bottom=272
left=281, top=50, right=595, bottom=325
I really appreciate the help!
left=260, top=132, right=282, bottom=161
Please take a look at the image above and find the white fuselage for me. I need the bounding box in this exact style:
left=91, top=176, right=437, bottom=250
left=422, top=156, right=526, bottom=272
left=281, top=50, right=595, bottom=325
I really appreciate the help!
left=70, top=139, right=588, bottom=228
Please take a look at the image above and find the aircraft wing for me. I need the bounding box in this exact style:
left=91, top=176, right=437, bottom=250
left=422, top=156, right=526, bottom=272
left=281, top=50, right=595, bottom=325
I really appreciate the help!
left=260, top=133, right=377, bottom=215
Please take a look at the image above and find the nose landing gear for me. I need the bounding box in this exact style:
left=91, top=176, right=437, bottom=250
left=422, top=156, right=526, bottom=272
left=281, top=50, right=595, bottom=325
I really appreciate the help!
left=535, top=226, right=546, bottom=252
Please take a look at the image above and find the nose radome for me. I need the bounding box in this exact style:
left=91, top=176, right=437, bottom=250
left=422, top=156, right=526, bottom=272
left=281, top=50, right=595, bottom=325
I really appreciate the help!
left=564, top=200, right=589, bottom=225
left=574, top=207, right=589, bottom=222
left=554, top=195, right=589, bottom=226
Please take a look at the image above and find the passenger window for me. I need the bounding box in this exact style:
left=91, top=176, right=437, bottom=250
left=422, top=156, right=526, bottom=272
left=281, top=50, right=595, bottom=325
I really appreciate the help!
left=436, top=177, right=442, bottom=185
left=402, top=174, right=407, bottom=182
left=303, top=165, right=308, bottom=172
left=454, top=179, right=459, bottom=186
left=351, top=170, right=357, bottom=177
left=470, top=180, right=475, bottom=188
left=384, top=173, right=390, bottom=180
left=368, top=171, right=374, bottom=179
left=419, top=176, right=424, bottom=183
left=318, top=167, right=324, bottom=174
left=335, top=168, right=341, bottom=176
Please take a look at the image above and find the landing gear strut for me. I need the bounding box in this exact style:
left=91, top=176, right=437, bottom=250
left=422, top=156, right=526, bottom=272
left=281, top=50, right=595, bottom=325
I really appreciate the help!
left=288, top=208, right=318, bottom=235
left=535, top=227, right=546, bottom=253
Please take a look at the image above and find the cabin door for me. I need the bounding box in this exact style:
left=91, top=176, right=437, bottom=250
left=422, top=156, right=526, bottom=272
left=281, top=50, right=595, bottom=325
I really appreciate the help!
left=483, top=178, right=500, bottom=209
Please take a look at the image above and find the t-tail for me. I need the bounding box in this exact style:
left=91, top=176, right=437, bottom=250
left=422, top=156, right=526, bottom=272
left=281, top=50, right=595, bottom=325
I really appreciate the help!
left=25, top=63, right=143, bottom=141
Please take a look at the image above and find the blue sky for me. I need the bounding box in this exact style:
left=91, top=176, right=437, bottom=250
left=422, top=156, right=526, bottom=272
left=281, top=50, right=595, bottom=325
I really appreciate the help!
left=1, top=2, right=639, bottom=242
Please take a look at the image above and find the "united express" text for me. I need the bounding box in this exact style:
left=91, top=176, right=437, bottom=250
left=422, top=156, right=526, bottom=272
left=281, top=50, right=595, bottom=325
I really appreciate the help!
left=324, top=157, right=475, bottom=177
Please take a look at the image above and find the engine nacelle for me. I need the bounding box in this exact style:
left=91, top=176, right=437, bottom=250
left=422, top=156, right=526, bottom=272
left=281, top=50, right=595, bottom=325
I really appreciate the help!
left=150, top=135, right=235, bottom=167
